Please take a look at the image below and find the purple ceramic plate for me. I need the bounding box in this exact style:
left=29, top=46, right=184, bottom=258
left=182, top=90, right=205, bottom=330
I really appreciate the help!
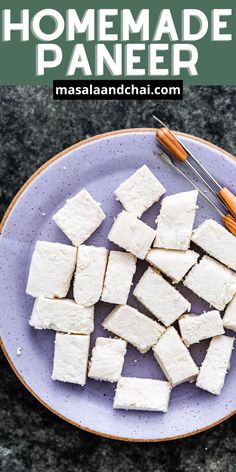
left=0, top=129, right=236, bottom=441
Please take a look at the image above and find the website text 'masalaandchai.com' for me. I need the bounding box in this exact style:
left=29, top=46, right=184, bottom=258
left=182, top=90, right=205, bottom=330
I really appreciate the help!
left=53, top=80, right=183, bottom=100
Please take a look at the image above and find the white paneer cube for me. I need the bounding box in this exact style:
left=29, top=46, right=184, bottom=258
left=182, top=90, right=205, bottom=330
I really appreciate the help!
left=179, top=310, right=224, bottom=347
left=154, top=190, right=198, bottom=250
left=146, top=248, right=199, bottom=284
left=88, top=337, right=127, bottom=383
left=52, top=333, right=90, bottom=386
left=52, top=189, right=105, bottom=246
left=102, top=305, right=165, bottom=354
left=153, top=327, right=199, bottom=386
left=184, top=255, right=236, bottom=311
left=29, top=297, right=94, bottom=334
left=74, top=245, right=108, bottom=306
left=114, top=377, right=171, bottom=412
left=223, top=295, right=236, bottom=332
left=133, top=267, right=190, bottom=327
left=108, top=211, right=156, bottom=260
left=26, top=241, right=77, bottom=299
left=114, top=165, right=166, bottom=218
left=192, top=219, right=236, bottom=271
left=196, top=335, right=234, bottom=395
left=101, top=251, right=137, bottom=304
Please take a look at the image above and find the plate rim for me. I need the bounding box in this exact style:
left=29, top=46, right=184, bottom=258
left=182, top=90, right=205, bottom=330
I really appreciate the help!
left=1, top=127, right=235, bottom=442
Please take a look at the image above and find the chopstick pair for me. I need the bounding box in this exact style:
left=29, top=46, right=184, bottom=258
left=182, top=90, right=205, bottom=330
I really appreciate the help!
left=153, top=115, right=236, bottom=236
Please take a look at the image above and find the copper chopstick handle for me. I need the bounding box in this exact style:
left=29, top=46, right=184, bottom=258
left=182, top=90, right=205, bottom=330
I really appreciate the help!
left=155, top=125, right=236, bottom=231
left=219, top=188, right=236, bottom=220
left=223, top=213, right=236, bottom=236
left=156, top=128, right=188, bottom=161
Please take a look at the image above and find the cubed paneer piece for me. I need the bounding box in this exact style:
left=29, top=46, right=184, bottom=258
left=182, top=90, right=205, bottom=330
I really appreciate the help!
left=26, top=241, right=77, bottom=298
left=52, top=189, right=105, bottom=246
left=146, top=248, right=199, bottom=284
left=29, top=297, right=94, bottom=334
left=153, top=327, right=199, bottom=386
left=102, top=305, right=165, bottom=354
left=184, top=255, right=236, bottom=311
left=133, top=267, right=190, bottom=327
left=154, top=190, right=198, bottom=250
left=74, top=245, right=108, bottom=306
left=114, top=165, right=166, bottom=218
left=196, top=335, right=234, bottom=395
left=108, top=211, right=156, bottom=260
left=114, top=377, right=171, bottom=412
left=223, top=295, right=236, bottom=332
left=192, top=219, right=236, bottom=271
left=101, top=251, right=137, bottom=304
left=52, top=333, right=90, bottom=386
left=88, top=337, right=127, bottom=383
left=179, top=310, right=224, bottom=346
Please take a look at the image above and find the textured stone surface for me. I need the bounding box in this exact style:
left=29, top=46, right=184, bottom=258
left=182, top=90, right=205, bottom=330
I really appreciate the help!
left=0, top=86, right=236, bottom=471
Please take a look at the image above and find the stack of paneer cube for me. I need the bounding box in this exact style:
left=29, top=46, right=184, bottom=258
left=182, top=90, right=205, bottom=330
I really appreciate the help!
left=27, top=165, right=236, bottom=412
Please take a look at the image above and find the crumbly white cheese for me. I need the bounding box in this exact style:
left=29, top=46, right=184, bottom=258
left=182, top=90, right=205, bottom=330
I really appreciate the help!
left=133, top=267, right=190, bottom=327
left=101, top=251, right=137, bottom=304
left=184, top=255, right=236, bottom=311
left=179, top=310, right=224, bottom=346
left=146, top=248, right=199, bottom=284
left=26, top=241, right=77, bottom=298
left=154, top=190, right=198, bottom=250
left=196, top=335, right=234, bottom=395
left=88, top=337, right=127, bottom=382
left=52, top=333, right=90, bottom=386
left=113, top=377, right=171, bottom=412
left=102, top=305, right=165, bottom=353
left=73, top=245, right=108, bottom=306
left=223, top=295, right=236, bottom=332
left=114, top=165, right=166, bottom=218
left=192, top=219, right=236, bottom=271
left=108, top=210, right=156, bottom=260
left=52, top=189, right=105, bottom=246
left=29, top=297, right=94, bottom=334
left=153, top=326, right=199, bottom=386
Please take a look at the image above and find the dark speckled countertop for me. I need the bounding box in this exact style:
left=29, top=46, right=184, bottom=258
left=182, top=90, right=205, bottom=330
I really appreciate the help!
left=1, top=86, right=236, bottom=472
